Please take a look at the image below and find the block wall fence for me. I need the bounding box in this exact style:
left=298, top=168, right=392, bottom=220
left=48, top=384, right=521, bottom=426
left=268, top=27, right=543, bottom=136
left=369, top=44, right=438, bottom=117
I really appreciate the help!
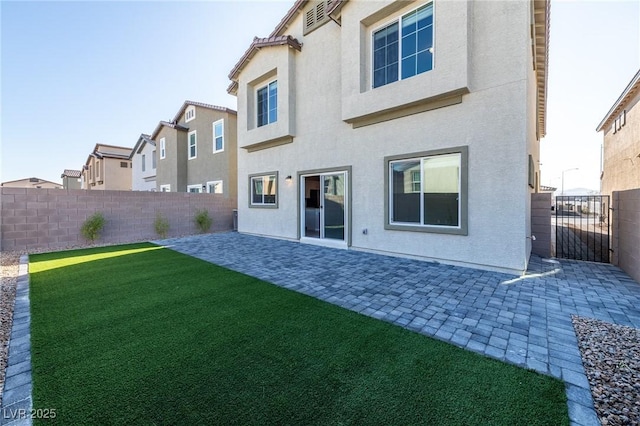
left=0, top=188, right=237, bottom=252
left=611, top=189, right=640, bottom=284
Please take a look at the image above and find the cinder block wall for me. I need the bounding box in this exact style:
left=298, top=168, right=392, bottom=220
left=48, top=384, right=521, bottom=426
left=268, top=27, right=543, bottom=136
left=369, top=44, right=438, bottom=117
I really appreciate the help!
left=0, top=188, right=237, bottom=252
left=531, top=193, right=552, bottom=258
left=612, top=189, right=640, bottom=283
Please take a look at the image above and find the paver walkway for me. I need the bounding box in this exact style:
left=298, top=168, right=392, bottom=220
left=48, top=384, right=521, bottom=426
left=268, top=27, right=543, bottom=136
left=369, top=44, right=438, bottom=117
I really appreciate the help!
left=158, top=232, right=640, bottom=426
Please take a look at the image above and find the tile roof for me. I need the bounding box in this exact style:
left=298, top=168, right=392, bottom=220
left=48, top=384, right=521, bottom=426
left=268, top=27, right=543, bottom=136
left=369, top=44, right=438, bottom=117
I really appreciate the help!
left=149, top=120, right=189, bottom=141
left=171, top=100, right=237, bottom=124
left=227, top=35, right=303, bottom=94
left=130, top=133, right=156, bottom=159
left=61, top=169, right=82, bottom=178
left=596, top=68, right=640, bottom=132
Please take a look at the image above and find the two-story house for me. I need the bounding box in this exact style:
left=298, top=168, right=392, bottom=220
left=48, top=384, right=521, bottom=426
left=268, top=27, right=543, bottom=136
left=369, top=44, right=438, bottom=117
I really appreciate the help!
left=81, top=143, right=133, bottom=190
left=153, top=101, right=238, bottom=197
left=596, top=68, right=640, bottom=199
left=130, top=134, right=157, bottom=191
left=228, top=0, right=549, bottom=274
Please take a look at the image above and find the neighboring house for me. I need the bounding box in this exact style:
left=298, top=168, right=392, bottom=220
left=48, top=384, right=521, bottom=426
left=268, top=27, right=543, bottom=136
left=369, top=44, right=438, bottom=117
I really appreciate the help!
left=130, top=134, right=157, bottom=191
left=61, top=169, right=82, bottom=190
left=227, top=0, right=549, bottom=274
left=596, top=68, right=640, bottom=198
left=81, top=143, right=133, bottom=190
left=153, top=101, right=237, bottom=197
left=1, top=177, right=62, bottom=189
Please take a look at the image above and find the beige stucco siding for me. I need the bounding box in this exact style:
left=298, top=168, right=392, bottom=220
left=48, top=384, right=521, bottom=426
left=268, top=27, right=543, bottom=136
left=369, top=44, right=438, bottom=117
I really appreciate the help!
left=236, top=0, right=539, bottom=274
left=601, top=91, right=640, bottom=198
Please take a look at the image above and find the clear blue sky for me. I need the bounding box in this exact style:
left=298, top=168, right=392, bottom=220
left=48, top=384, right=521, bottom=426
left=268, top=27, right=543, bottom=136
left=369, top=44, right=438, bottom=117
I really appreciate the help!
left=1, top=0, right=639, bottom=191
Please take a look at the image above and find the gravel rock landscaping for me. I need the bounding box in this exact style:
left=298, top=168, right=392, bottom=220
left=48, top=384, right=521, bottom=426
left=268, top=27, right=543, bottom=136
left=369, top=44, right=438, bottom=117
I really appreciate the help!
left=0, top=251, right=20, bottom=407
left=573, top=315, right=640, bottom=426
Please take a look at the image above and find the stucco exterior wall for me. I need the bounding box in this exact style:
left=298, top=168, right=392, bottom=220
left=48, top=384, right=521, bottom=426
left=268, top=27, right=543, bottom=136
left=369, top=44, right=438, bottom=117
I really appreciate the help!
left=601, top=91, right=640, bottom=198
left=132, top=142, right=157, bottom=191
left=235, top=0, right=539, bottom=274
left=0, top=187, right=236, bottom=251
left=611, top=189, right=640, bottom=283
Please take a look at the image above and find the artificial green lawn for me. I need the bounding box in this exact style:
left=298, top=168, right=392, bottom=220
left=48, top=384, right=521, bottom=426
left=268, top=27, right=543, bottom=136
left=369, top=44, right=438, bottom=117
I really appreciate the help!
left=29, top=243, right=568, bottom=425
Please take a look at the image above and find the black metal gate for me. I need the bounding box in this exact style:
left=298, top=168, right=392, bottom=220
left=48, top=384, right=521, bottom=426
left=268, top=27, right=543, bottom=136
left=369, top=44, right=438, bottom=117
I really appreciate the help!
left=554, top=195, right=610, bottom=263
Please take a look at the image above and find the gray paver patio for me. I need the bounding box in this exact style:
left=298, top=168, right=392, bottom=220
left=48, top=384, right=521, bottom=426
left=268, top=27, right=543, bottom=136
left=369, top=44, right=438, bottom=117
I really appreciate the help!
left=158, top=232, right=640, bottom=426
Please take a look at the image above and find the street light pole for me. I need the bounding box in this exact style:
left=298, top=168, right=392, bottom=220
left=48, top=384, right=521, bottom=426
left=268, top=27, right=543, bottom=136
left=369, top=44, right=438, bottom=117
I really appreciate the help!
left=561, top=168, right=579, bottom=196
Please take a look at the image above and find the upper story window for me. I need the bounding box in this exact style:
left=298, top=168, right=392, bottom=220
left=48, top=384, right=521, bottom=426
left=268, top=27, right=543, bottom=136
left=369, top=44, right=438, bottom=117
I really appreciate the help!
left=160, top=184, right=170, bottom=192
left=373, top=3, right=434, bottom=89
left=188, top=131, right=197, bottom=159
left=120, top=161, right=128, bottom=168
left=160, top=138, right=166, bottom=159
left=142, top=154, right=146, bottom=172
left=213, top=119, right=224, bottom=153
left=185, top=106, right=196, bottom=122
left=96, top=160, right=101, bottom=178
left=257, top=80, right=277, bottom=127
left=152, top=150, right=157, bottom=169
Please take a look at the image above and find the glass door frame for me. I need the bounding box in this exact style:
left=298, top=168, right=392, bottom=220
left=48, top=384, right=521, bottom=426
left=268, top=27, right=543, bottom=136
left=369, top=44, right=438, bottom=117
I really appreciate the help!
left=297, top=166, right=352, bottom=247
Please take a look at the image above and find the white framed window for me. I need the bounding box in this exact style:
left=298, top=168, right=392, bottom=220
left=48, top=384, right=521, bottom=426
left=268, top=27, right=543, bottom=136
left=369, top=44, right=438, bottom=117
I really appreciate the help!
left=188, top=130, right=197, bottom=159
left=257, top=80, right=277, bottom=127
left=141, top=154, right=146, bottom=172
left=372, top=3, right=434, bottom=89
left=385, top=146, right=467, bottom=235
left=249, top=172, right=278, bottom=207
left=206, top=180, right=223, bottom=194
left=160, top=138, right=166, bottom=159
left=187, top=184, right=203, bottom=193
left=152, top=150, right=157, bottom=169
left=213, top=119, right=224, bottom=153
left=160, top=184, right=171, bottom=192
left=96, top=161, right=101, bottom=178
left=185, top=105, right=196, bottom=122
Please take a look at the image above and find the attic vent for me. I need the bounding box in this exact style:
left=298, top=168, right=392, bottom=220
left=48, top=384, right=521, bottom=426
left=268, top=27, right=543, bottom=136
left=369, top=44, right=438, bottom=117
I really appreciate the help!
left=29, top=178, right=39, bottom=183
left=303, top=1, right=330, bottom=35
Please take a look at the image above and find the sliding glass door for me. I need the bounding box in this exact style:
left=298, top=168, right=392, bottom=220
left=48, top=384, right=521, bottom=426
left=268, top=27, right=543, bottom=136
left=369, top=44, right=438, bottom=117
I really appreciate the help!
left=302, top=171, right=347, bottom=242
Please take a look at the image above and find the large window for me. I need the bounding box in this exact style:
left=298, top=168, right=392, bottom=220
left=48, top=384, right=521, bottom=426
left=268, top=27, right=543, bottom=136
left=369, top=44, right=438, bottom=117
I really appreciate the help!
left=250, top=173, right=278, bottom=207
left=373, top=3, right=433, bottom=88
left=188, top=131, right=197, bottom=159
left=187, top=184, right=202, bottom=193
left=386, top=147, right=467, bottom=235
left=213, top=119, right=224, bottom=153
left=257, top=81, right=277, bottom=127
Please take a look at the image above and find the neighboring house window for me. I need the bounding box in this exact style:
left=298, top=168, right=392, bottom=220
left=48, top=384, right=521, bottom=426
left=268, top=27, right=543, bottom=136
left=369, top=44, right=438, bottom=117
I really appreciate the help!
left=142, top=154, right=146, bottom=172
left=160, top=138, right=166, bottom=159
left=207, top=180, right=223, bottom=194
left=257, top=80, right=277, bottom=127
left=96, top=161, right=100, bottom=178
left=188, top=131, right=197, bottom=159
left=152, top=150, right=157, bottom=169
left=160, top=184, right=171, bottom=192
left=185, top=106, right=196, bottom=122
left=385, top=146, right=468, bottom=235
left=213, top=119, right=224, bottom=153
left=250, top=173, right=278, bottom=207
left=89, top=165, right=93, bottom=180
left=187, top=184, right=203, bottom=193
left=373, top=3, right=434, bottom=89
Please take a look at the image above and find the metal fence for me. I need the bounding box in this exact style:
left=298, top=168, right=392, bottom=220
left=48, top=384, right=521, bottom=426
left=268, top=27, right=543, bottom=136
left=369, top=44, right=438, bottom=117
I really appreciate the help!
left=554, top=195, right=610, bottom=263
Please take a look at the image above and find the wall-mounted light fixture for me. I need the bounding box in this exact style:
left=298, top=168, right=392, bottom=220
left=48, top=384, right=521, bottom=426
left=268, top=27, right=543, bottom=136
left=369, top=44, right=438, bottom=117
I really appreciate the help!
left=285, top=175, right=292, bottom=182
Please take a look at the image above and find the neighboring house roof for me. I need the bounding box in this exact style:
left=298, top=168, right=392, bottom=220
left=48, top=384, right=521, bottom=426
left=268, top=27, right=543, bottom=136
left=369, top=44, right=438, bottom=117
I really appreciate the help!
left=84, top=144, right=133, bottom=166
left=61, top=169, right=82, bottom=178
left=171, top=100, right=237, bottom=124
left=596, top=68, right=640, bottom=132
left=130, top=134, right=156, bottom=159
left=227, top=35, right=303, bottom=94
left=226, top=0, right=549, bottom=138
left=149, top=120, right=189, bottom=141
left=1, top=177, right=63, bottom=188
left=539, top=185, right=557, bottom=193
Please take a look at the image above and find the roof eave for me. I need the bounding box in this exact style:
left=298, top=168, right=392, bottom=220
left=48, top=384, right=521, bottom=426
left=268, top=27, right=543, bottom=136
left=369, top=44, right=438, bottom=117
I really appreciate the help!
left=596, top=68, right=640, bottom=132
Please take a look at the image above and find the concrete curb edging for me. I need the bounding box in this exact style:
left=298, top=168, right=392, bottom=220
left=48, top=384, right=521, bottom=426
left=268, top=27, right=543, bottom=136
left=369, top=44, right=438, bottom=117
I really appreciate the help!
left=0, top=255, right=33, bottom=426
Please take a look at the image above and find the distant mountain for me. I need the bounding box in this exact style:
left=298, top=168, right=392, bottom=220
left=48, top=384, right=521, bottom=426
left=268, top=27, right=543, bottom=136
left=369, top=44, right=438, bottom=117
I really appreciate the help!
left=556, top=187, right=600, bottom=196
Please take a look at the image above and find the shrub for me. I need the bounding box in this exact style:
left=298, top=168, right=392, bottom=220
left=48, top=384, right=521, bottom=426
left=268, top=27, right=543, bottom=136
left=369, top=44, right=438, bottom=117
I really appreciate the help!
left=194, top=209, right=212, bottom=233
left=154, top=213, right=170, bottom=238
left=80, top=212, right=105, bottom=242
